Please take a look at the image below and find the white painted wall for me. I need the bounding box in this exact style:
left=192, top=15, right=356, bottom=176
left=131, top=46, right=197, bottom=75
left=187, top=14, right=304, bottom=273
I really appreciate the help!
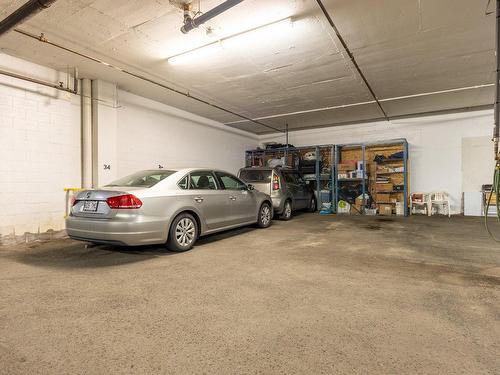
left=115, top=90, right=259, bottom=177
left=260, top=110, right=495, bottom=214
left=0, top=53, right=81, bottom=239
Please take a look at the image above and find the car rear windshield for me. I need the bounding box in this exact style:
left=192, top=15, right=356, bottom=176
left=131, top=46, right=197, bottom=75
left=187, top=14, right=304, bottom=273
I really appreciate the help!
left=105, top=170, right=175, bottom=188
left=239, top=169, right=272, bottom=183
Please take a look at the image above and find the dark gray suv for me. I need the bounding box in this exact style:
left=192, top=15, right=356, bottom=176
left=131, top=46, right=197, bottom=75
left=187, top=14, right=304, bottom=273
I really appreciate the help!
left=238, top=167, right=316, bottom=220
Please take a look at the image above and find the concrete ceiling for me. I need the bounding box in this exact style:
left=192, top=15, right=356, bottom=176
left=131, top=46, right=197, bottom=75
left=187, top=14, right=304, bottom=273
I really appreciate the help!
left=0, top=0, right=495, bottom=134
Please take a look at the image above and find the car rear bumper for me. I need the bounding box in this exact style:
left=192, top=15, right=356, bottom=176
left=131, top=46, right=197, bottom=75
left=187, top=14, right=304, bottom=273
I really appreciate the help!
left=271, top=196, right=285, bottom=214
left=65, top=215, right=167, bottom=246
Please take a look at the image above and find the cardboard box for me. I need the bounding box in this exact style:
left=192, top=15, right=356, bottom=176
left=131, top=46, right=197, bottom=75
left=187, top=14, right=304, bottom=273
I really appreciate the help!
left=350, top=205, right=362, bottom=215
left=376, top=193, right=390, bottom=203
left=486, top=192, right=497, bottom=204
left=376, top=183, right=393, bottom=192
left=378, top=203, right=393, bottom=216
left=338, top=161, right=357, bottom=171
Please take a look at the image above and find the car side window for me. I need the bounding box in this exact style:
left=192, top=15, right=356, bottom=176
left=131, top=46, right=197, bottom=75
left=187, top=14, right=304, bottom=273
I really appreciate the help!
left=294, top=173, right=305, bottom=184
left=178, top=175, right=189, bottom=190
left=215, top=172, right=247, bottom=190
left=189, top=171, right=218, bottom=190
left=282, top=171, right=296, bottom=184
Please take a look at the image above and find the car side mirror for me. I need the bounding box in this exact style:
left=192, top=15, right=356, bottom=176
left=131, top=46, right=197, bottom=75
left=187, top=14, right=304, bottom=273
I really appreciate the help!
left=247, top=184, right=255, bottom=191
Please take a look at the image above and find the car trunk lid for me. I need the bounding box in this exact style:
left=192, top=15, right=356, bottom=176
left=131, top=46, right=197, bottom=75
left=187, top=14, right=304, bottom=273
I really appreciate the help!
left=71, top=188, right=144, bottom=218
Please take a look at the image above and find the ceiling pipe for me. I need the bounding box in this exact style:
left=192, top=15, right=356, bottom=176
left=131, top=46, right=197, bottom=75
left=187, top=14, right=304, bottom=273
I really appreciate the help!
left=0, top=0, right=57, bottom=36
left=315, top=0, right=390, bottom=122
left=14, top=28, right=282, bottom=133
left=181, top=0, right=245, bottom=34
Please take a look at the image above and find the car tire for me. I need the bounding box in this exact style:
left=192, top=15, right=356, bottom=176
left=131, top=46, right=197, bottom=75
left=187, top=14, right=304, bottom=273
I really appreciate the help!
left=307, top=197, right=317, bottom=212
left=279, top=200, right=292, bottom=221
left=257, top=202, right=273, bottom=228
left=166, top=213, right=198, bottom=252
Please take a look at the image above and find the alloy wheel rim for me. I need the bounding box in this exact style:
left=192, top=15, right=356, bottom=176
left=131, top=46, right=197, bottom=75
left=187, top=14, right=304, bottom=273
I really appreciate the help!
left=312, top=198, right=316, bottom=210
left=261, top=205, right=271, bottom=225
left=285, top=202, right=292, bottom=218
left=175, top=218, right=195, bottom=246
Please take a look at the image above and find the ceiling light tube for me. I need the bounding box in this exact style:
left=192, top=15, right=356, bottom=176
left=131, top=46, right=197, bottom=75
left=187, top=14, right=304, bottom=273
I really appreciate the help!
left=167, top=17, right=293, bottom=65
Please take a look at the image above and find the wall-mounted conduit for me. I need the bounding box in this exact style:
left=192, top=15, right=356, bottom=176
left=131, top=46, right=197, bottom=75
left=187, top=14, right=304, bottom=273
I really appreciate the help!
left=0, top=67, right=78, bottom=94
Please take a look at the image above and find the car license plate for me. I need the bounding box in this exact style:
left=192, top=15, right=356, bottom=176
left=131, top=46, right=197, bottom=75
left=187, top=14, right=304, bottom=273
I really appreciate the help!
left=82, top=200, right=99, bottom=212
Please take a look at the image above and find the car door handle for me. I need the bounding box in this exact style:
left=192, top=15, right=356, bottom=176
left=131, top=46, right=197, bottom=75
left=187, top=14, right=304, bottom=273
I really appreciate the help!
left=229, top=196, right=237, bottom=201
left=194, top=196, right=204, bottom=203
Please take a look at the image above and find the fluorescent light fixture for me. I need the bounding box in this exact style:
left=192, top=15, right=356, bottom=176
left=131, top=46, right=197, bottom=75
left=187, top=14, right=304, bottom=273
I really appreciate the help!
left=167, top=18, right=293, bottom=65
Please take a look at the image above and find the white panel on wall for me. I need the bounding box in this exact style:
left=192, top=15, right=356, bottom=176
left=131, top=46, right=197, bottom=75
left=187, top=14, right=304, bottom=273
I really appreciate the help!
left=0, top=53, right=81, bottom=239
left=462, top=136, right=495, bottom=192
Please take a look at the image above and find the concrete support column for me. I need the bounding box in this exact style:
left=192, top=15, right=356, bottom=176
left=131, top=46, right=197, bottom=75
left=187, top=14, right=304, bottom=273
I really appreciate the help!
left=91, top=80, right=118, bottom=187
left=81, top=78, right=93, bottom=188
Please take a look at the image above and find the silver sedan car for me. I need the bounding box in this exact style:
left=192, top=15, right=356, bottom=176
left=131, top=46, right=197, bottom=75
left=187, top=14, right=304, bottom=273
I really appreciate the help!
left=66, top=168, right=273, bottom=251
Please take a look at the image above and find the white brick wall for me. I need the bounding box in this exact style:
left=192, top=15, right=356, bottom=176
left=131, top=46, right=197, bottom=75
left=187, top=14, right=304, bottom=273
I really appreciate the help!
left=0, top=53, right=81, bottom=239
left=116, top=90, right=259, bottom=177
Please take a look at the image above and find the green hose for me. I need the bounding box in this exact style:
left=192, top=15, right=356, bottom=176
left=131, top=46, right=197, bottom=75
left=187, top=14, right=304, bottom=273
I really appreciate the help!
left=485, top=161, right=500, bottom=241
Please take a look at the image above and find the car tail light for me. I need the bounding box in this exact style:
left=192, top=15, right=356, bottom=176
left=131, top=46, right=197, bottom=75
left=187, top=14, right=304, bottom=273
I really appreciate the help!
left=272, top=174, right=280, bottom=191
left=106, top=194, right=142, bottom=209
left=71, top=196, right=77, bottom=206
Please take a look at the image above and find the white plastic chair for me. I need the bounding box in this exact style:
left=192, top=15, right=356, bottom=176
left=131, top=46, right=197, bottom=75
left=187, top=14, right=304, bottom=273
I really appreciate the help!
left=429, top=192, right=451, bottom=217
left=410, top=193, right=430, bottom=215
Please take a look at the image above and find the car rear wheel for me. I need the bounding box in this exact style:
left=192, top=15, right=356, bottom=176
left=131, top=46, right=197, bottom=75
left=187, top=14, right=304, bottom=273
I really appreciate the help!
left=167, top=213, right=198, bottom=252
left=257, top=202, right=272, bottom=228
left=279, top=200, right=292, bottom=221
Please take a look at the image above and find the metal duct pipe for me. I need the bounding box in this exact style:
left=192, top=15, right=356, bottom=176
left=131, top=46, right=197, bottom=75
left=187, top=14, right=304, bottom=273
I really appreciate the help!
left=494, top=0, right=500, bottom=159
left=181, top=0, right=245, bottom=34
left=0, top=0, right=57, bottom=36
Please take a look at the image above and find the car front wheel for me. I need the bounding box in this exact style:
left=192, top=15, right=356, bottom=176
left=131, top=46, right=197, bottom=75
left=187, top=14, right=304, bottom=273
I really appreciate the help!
left=257, top=202, right=272, bottom=228
left=167, top=213, right=198, bottom=252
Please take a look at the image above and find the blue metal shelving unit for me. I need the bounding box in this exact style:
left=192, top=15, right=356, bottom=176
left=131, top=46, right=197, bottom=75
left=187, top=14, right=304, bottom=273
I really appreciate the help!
left=245, top=138, right=408, bottom=216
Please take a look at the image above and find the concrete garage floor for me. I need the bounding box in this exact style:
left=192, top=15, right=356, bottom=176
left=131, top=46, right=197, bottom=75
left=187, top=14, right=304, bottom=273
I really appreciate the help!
left=0, top=215, right=499, bottom=374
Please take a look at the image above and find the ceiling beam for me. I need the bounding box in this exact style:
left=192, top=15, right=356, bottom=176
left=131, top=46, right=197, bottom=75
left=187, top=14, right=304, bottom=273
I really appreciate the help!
left=315, top=0, right=390, bottom=122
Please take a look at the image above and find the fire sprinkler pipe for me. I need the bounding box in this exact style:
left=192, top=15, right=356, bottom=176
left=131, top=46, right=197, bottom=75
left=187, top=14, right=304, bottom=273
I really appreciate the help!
left=494, top=0, right=500, bottom=159
left=0, top=0, right=58, bottom=36
left=181, top=0, right=245, bottom=34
